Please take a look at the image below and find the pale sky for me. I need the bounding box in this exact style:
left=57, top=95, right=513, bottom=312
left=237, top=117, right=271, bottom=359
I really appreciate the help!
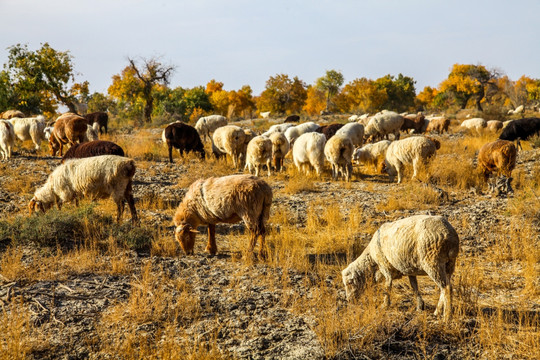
left=1, top=0, right=539, bottom=95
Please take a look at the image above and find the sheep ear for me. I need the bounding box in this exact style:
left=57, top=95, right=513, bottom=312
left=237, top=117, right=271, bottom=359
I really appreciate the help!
left=28, top=199, right=36, bottom=215
left=175, top=226, right=183, bottom=233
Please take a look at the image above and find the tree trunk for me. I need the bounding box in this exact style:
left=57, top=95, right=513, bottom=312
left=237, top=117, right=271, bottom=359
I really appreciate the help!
left=143, top=84, right=153, bottom=123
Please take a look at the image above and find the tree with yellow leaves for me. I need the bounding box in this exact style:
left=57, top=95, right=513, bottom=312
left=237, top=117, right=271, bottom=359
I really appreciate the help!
left=334, top=77, right=387, bottom=114
left=257, top=74, right=307, bottom=115
left=303, top=86, right=326, bottom=116
left=439, top=64, right=498, bottom=111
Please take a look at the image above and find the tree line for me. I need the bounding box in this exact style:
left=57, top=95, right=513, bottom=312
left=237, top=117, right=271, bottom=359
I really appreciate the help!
left=1, top=43, right=539, bottom=124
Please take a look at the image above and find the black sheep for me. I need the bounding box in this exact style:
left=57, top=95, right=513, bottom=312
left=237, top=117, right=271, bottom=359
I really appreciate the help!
left=316, top=123, right=345, bottom=140
left=499, top=117, right=540, bottom=142
left=84, top=112, right=109, bottom=134
left=163, top=122, right=205, bottom=163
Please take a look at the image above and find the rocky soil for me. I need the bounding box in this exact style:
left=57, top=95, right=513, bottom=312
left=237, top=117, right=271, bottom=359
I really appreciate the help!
left=1, top=139, right=539, bottom=359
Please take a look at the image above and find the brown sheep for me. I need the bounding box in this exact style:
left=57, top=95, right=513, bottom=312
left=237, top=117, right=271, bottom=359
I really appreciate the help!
left=477, top=140, right=517, bottom=180
left=173, top=174, right=273, bottom=258
left=401, top=113, right=425, bottom=133
left=61, top=140, right=125, bottom=163
left=1, top=110, right=25, bottom=119
left=49, top=114, right=88, bottom=156
left=426, top=118, right=450, bottom=134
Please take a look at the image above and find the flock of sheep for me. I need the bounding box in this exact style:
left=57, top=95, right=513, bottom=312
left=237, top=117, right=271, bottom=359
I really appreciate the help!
left=1, top=107, right=539, bottom=321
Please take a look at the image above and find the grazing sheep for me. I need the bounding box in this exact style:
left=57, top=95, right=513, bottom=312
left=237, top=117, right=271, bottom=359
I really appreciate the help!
left=49, top=114, right=88, bottom=156
left=499, top=117, right=540, bottom=141
left=477, top=140, right=516, bottom=181
left=335, top=122, right=365, bottom=147
left=352, top=140, right=391, bottom=172
left=195, top=115, right=228, bottom=143
left=401, top=113, right=425, bottom=133
left=84, top=111, right=108, bottom=134
left=316, top=123, right=345, bottom=140
left=245, top=135, right=273, bottom=176
left=384, top=136, right=440, bottom=183
left=61, top=140, right=125, bottom=163
left=29, top=155, right=138, bottom=224
left=1, top=110, right=25, bottom=119
left=0, top=120, right=15, bottom=160
left=502, top=120, right=514, bottom=129
left=364, top=110, right=404, bottom=142
left=486, top=120, right=503, bottom=132
left=261, top=123, right=294, bottom=138
left=324, top=134, right=354, bottom=181
left=284, top=114, right=300, bottom=123
left=426, top=117, right=450, bottom=134
left=163, top=122, right=205, bottom=163
left=212, top=125, right=247, bottom=169
left=460, top=118, right=487, bottom=131
left=269, top=132, right=289, bottom=172
left=8, top=115, right=47, bottom=150
left=284, top=122, right=320, bottom=146
left=342, top=215, right=459, bottom=320
left=173, top=174, right=273, bottom=257
left=260, top=111, right=271, bottom=119
left=507, top=105, right=524, bottom=115
left=292, top=132, right=327, bottom=176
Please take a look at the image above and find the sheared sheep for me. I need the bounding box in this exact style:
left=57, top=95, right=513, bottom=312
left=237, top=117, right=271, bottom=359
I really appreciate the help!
left=284, top=122, right=320, bottom=146
left=8, top=115, right=47, bottom=150
left=324, top=134, right=354, bottom=181
left=245, top=135, right=273, bottom=176
left=212, top=125, right=247, bottom=169
left=352, top=140, right=391, bottom=172
left=269, top=132, right=289, bottom=172
left=29, top=155, right=138, bottom=224
left=292, top=132, right=326, bottom=176
left=1, top=110, right=25, bottom=119
left=477, top=140, right=516, bottom=181
left=335, top=122, right=364, bottom=147
left=195, top=115, right=228, bottom=143
left=173, top=174, right=273, bottom=257
left=261, top=123, right=294, bottom=138
left=163, top=122, right=205, bottom=163
left=61, top=140, right=125, bottom=163
left=425, top=117, right=449, bottom=134
left=460, top=118, right=487, bottom=131
left=384, top=136, right=440, bottom=183
left=364, top=110, right=404, bottom=142
left=0, top=120, right=15, bottom=160
left=49, top=114, right=88, bottom=156
left=342, top=215, right=460, bottom=320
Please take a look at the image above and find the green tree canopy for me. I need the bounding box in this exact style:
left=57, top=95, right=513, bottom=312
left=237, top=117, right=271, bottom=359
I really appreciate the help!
left=374, top=74, right=416, bottom=112
left=257, top=74, right=307, bottom=115
left=2, top=43, right=86, bottom=115
left=315, top=69, right=344, bottom=111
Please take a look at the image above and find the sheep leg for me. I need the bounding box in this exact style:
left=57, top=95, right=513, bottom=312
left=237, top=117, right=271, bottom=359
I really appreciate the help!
left=266, top=159, right=272, bottom=177
left=424, top=266, right=451, bottom=319
left=412, top=158, right=420, bottom=180
left=383, top=277, right=393, bottom=308
left=205, top=224, right=217, bottom=255
left=116, top=200, right=125, bottom=223
left=408, top=276, right=424, bottom=311
left=126, top=192, right=138, bottom=225
left=396, top=163, right=403, bottom=183
left=258, top=233, right=267, bottom=259
left=168, top=145, right=174, bottom=163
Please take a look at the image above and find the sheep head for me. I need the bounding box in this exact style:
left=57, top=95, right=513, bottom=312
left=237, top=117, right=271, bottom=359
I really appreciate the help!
left=175, top=223, right=199, bottom=255
left=28, top=198, right=46, bottom=215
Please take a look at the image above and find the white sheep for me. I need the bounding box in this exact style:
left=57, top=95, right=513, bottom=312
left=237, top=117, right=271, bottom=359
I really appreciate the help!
left=8, top=115, right=47, bottom=150
left=342, top=215, right=460, bottom=320
left=260, top=111, right=271, bottom=119
left=284, top=121, right=320, bottom=146
left=245, top=135, right=273, bottom=176
left=292, top=132, right=326, bottom=176
left=384, top=136, right=440, bottom=183
left=460, top=118, right=487, bottom=131
left=28, top=155, right=138, bottom=224
left=364, top=110, right=404, bottom=141
left=261, top=123, right=294, bottom=137
left=324, top=134, right=354, bottom=181
left=269, top=132, right=289, bottom=172
left=0, top=120, right=16, bottom=160
left=352, top=140, right=391, bottom=171
left=195, top=115, right=228, bottom=143
left=212, top=125, right=247, bottom=169
left=348, top=114, right=359, bottom=122
left=173, top=174, right=273, bottom=257
left=357, top=113, right=370, bottom=126
left=335, top=122, right=365, bottom=147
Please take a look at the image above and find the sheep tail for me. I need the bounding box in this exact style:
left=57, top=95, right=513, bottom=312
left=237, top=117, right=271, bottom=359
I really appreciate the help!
left=123, top=160, right=136, bottom=178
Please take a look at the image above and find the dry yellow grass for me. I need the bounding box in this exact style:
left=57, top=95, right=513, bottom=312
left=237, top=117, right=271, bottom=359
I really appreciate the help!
left=1, top=126, right=539, bottom=359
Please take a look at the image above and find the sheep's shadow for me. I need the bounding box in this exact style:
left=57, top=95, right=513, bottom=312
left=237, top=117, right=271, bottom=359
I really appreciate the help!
left=306, top=252, right=348, bottom=265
